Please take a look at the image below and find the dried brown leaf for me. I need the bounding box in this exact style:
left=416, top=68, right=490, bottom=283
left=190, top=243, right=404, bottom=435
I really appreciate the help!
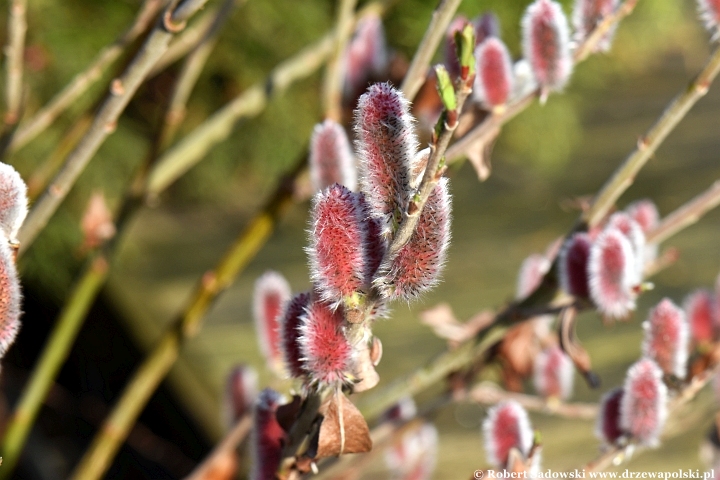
left=316, top=392, right=371, bottom=458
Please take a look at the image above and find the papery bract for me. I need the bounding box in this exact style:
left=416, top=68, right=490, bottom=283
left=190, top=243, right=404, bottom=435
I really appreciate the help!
left=483, top=400, right=534, bottom=468
left=0, top=239, right=22, bottom=357
left=280, top=291, right=311, bottom=379
left=595, top=387, right=625, bottom=445
left=620, top=359, right=667, bottom=447
left=253, top=271, right=291, bottom=373
left=250, top=389, right=286, bottom=480
left=521, top=0, right=573, bottom=101
left=588, top=227, right=637, bottom=319
left=516, top=254, right=550, bottom=300
left=355, top=83, right=418, bottom=237
left=224, top=365, right=258, bottom=426
left=474, top=37, right=515, bottom=109
left=299, top=299, right=354, bottom=387
left=307, top=185, right=370, bottom=307
left=572, top=0, right=620, bottom=51
left=309, top=120, right=357, bottom=192
left=697, top=0, right=720, bottom=40
left=343, top=14, right=389, bottom=102
left=683, top=289, right=717, bottom=345
left=0, top=162, right=28, bottom=242
left=374, top=179, right=451, bottom=301
left=642, top=298, right=689, bottom=378
left=533, top=345, right=574, bottom=400
left=558, top=232, right=591, bottom=298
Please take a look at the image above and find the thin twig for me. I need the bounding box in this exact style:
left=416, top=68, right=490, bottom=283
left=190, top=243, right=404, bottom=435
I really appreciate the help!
left=17, top=0, right=211, bottom=257
left=399, top=0, right=462, bottom=101
left=572, top=0, right=638, bottom=63
left=582, top=42, right=720, bottom=228
left=322, top=0, right=358, bottom=121
left=183, top=414, right=252, bottom=480
left=149, top=7, right=216, bottom=77
left=3, top=0, right=27, bottom=127
left=8, top=0, right=166, bottom=153
left=646, top=180, right=720, bottom=245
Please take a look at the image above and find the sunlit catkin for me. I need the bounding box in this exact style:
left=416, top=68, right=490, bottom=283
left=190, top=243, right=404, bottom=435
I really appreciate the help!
left=620, top=359, right=667, bottom=447
left=0, top=162, right=28, bottom=242
left=309, top=120, right=357, bottom=192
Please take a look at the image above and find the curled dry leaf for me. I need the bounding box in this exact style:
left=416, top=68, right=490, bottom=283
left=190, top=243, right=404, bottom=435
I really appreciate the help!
left=316, top=392, right=372, bottom=458
left=497, top=322, right=542, bottom=392
left=351, top=341, right=380, bottom=393
left=81, top=191, right=116, bottom=250
left=420, top=303, right=493, bottom=346
left=465, top=124, right=500, bottom=181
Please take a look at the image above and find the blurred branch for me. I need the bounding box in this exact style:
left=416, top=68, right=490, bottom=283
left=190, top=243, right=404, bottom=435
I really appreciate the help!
left=322, top=0, right=358, bottom=121
left=8, top=0, right=166, bottom=153
left=17, top=0, right=210, bottom=257
left=183, top=414, right=252, bottom=480
left=149, top=7, right=216, bottom=76
left=400, top=0, right=461, bottom=101
left=0, top=256, right=110, bottom=479
left=3, top=0, right=27, bottom=128
left=646, top=179, right=720, bottom=245
left=582, top=42, right=720, bottom=228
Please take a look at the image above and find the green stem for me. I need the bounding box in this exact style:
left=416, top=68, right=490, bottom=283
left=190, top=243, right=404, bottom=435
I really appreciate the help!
left=0, top=256, right=109, bottom=479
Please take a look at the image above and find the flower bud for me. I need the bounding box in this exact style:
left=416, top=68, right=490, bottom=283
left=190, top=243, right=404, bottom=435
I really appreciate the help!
left=354, top=83, right=418, bottom=236
left=253, top=271, right=291, bottom=373
left=620, top=359, right=668, bottom=447
left=533, top=346, right=574, bottom=400
left=483, top=400, right=534, bottom=468
left=0, top=239, right=21, bottom=357
left=642, top=298, right=689, bottom=378
left=558, top=233, right=591, bottom=298
left=521, top=0, right=573, bottom=101
left=224, top=365, right=258, bottom=426
left=309, top=120, right=357, bottom=192
left=588, top=227, right=637, bottom=319
left=444, top=16, right=470, bottom=80
left=474, top=37, right=515, bottom=109
left=572, top=0, right=620, bottom=51
left=595, top=387, right=625, bottom=445
left=280, top=291, right=311, bottom=379
left=307, top=185, right=370, bottom=307
left=343, top=14, right=389, bottom=103
left=299, top=299, right=354, bottom=387
left=374, top=179, right=451, bottom=301
left=250, top=389, right=286, bottom=480
left=683, top=289, right=717, bottom=345
left=516, top=254, right=550, bottom=300
left=0, top=162, right=28, bottom=242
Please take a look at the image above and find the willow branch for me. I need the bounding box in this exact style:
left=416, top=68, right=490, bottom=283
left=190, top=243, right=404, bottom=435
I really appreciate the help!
left=400, top=0, right=462, bottom=101
left=582, top=42, right=720, bottom=228
left=3, top=0, right=27, bottom=127
left=646, top=179, right=720, bottom=245
left=17, top=0, right=211, bottom=257
left=148, top=7, right=216, bottom=77
left=322, top=0, right=358, bottom=121
left=8, top=0, right=166, bottom=153
left=572, top=0, right=638, bottom=63
left=183, top=414, right=252, bottom=480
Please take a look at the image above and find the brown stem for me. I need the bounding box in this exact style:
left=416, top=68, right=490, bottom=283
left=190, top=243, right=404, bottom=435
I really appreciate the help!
left=3, top=0, right=27, bottom=127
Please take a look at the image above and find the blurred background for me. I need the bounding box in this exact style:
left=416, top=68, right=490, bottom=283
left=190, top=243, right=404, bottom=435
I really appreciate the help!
left=2, top=0, right=720, bottom=478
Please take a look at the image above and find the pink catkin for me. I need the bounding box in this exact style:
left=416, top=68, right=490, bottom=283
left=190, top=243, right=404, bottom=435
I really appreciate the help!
left=253, top=271, right=291, bottom=371
left=533, top=346, right=574, bottom=400
left=375, top=179, right=451, bottom=301
left=521, top=0, right=573, bottom=100
left=558, top=232, right=591, bottom=298
left=588, top=227, right=637, bottom=319
left=572, top=0, right=620, bottom=51
left=474, top=37, right=515, bottom=108
left=620, top=359, right=667, bottom=447
left=250, top=389, right=286, bottom=480
left=483, top=400, right=533, bottom=468
left=307, top=185, right=368, bottom=306
left=516, top=253, right=550, bottom=300
left=697, top=0, right=720, bottom=40
left=642, top=298, right=689, bottom=378
left=280, top=292, right=311, bottom=379
left=683, top=289, right=717, bottom=345
left=299, top=299, right=354, bottom=387
left=354, top=83, right=419, bottom=237
left=595, top=387, right=625, bottom=445
left=625, top=199, right=659, bottom=235
left=385, top=423, right=439, bottom=480
left=343, top=14, right=389, bottom=103
left=309, top=120, right=357, bottom=192
left=224, top=365, right=258, bottom=426
left=356, top=192, right=387, bottom=286
left=0, top=162, right=28, bottom=242
left=0, top=240, right=21, bottom=357
left=605, top=212, right=645, bottom=281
